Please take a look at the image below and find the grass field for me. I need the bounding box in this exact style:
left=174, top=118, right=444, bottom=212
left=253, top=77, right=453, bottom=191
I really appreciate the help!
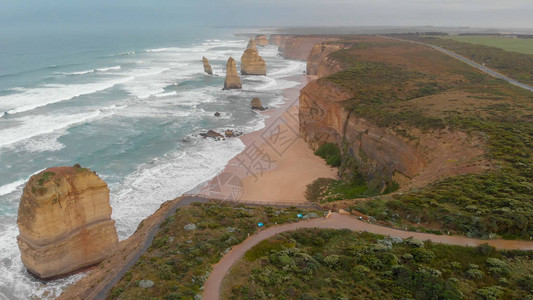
left=444, top=36, right=533, bottom=55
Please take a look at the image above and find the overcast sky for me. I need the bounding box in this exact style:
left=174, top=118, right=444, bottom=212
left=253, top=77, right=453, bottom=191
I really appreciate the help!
left=1, top=0, right=532, bottom=29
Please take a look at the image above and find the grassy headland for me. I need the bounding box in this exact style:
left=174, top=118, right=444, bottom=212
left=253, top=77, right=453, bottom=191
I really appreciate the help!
left=307, top=37, right=533, bottom=239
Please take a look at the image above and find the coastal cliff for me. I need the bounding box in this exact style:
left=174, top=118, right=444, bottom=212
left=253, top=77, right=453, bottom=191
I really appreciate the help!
left=281, top=36, right=339, bottom=61
left=307, top=42, right=346, bottom=76
left=299, top=80, right=425, bottom=183
left=255, top=34, right=269, bottom=46
left=268, top=34, right=291, bottom=51
left=299, top=36, right=492, bottom=188
left=17, top=166, right=118, bottom=279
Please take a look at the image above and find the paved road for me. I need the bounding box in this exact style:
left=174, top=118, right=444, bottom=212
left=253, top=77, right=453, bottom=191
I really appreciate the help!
left=203, top=212, right=533, bottom=300
left=382, top=36, right=533, bottom=93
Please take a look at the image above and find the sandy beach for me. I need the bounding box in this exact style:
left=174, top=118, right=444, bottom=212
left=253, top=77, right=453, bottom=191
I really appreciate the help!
left=198, top=74, right=337, bottom=203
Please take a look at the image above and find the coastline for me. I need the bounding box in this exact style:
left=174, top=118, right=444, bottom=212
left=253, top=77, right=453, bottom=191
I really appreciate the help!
left=196, top=74, right=337, bottom=203
left=58, top=72, right=337, bottom=299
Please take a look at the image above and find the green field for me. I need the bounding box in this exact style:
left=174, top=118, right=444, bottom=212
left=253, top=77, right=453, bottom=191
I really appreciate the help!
left=444, top=36, right=533, bottom=55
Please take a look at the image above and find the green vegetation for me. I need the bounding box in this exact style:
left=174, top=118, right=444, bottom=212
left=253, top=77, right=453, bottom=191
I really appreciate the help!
left=37, top=171, right=55, bottom=186
left=405, top=36, right=533, bottom=86
left=305, top=175, right=377, bottom=203
left=445, top=36, right=533, bottom=55
left=309, top=143, right=380, bottom=202
left=314, top=143, right=342, bottom=167
left=108, top=202, right=322, bottom=299
left=318, top=38, right=533, bottom=239
left=224, top=229, right=533, bottom=299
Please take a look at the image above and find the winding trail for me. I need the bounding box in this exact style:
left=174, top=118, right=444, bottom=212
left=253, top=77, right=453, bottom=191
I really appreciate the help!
left=203, top=212, right=533, bottom=300
left=382, top=35, right=533, bottom=92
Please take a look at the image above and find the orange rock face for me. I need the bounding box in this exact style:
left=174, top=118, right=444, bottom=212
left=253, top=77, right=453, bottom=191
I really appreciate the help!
left=241, top=39, right=266, bottom=75
left=223, top=57, right=242, bottom=90
left=307, top=42, right=346, bottom=76
left=202, top=57, right=213, bottom=75
left=282, top=36, right=339, bottom=60
left=299, top=80, right=426, bottom=181
left=254, top=34, right=269, bottom=46
left=17, top=166, right=118, bottom=279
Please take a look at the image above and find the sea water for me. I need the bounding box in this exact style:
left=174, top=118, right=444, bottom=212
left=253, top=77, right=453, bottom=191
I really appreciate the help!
left=0, top=26, right=305, bottom=299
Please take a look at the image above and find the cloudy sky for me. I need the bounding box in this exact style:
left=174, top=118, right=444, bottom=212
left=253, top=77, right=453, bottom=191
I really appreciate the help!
left=1, top=0, right=532, bottom=29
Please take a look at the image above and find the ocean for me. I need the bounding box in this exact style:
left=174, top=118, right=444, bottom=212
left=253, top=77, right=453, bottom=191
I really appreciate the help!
left=0, top=26, right=305, bottom=299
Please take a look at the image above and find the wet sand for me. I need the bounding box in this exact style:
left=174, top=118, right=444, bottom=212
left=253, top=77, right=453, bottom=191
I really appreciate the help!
left=198, top=74, right=337, bottom=203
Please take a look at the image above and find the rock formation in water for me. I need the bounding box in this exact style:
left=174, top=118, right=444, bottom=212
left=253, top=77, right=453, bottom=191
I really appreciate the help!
left=17, top=166, right=118, bottom=279
left=223, top=57, right=242, bottom=90
left=255, top=34, right=269, bottom=46
left=202, top=57, right=213, bottom=75
left=241, top=39, right=267, bottom=75
left=251, top=97, right=265, bottom=110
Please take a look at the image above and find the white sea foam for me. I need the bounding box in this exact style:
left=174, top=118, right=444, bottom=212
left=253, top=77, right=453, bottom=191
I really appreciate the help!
left=0, top=110, right=105, bottom=149
left=110, top=137, right=245, bottom=239
left=65, top=65, right=121, bottom=75
left=0, top=169, right=45, bottom=197
left=0, top=180, right=25, bottom=197
left=0, top=36, right=305, bottom=300
left=0, top=220, right=85, bottom=300
left=155, top=91, right=178, bottom=97
left=0, top=76, right=134, bottom=114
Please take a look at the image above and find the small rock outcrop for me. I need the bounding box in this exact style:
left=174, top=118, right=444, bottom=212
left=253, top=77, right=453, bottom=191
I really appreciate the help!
left=200, top=130, right=224, bottom=140
left=225, top=130, right=235, bottom=137
left=255, top=34, right=269, bottom=46
left=17, top=166, right=118, bottom=279
left=241, top=39, right=267, bottom=75
left=223, top=57, right=242, bottom=90
left=251, top=97, right=265, bottom=110
left=202, top=57, right=213, bottom=75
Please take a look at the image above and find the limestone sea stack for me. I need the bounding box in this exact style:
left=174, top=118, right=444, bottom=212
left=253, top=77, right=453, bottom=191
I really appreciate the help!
left=202, top=57, right=213, bottom=75
left=223, top=57, right=242, bottom=90
left=240, top=39, right=266, bottom=75
left=255, top=34, right=269, bottom=46
left=17, top=166, right=118, bottom=279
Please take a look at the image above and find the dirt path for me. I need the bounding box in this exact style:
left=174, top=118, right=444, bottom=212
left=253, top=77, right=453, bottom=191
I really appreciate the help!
left=203, top=212, right=533, bottom=300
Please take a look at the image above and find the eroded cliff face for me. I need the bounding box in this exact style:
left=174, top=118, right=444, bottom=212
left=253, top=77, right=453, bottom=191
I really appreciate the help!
left=17, top=166, right=118, bottom=279
left=268, top=34, right=291, bottom=51
left=282, top=36, right=339, bottom=61
left=299, top=78, right=488, bottom=188
left=255, top=34, right=269, bottom=46
left=299, top=79, right=426, bottom=183
left=307, top=42, right=346, bottom=76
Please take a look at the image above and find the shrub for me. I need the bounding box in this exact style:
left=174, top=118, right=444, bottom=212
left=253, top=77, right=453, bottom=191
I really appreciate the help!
left=315, top=143, right=342, bottom=167
left=466, top=268, right=485, bottom=280
left=324, top=255, right=340, bottom=269
left=351, top=265, right=371, bottom=281
left=475, top=286, right=504, bottom=300
left=411, top=248, right=435, bottom=263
